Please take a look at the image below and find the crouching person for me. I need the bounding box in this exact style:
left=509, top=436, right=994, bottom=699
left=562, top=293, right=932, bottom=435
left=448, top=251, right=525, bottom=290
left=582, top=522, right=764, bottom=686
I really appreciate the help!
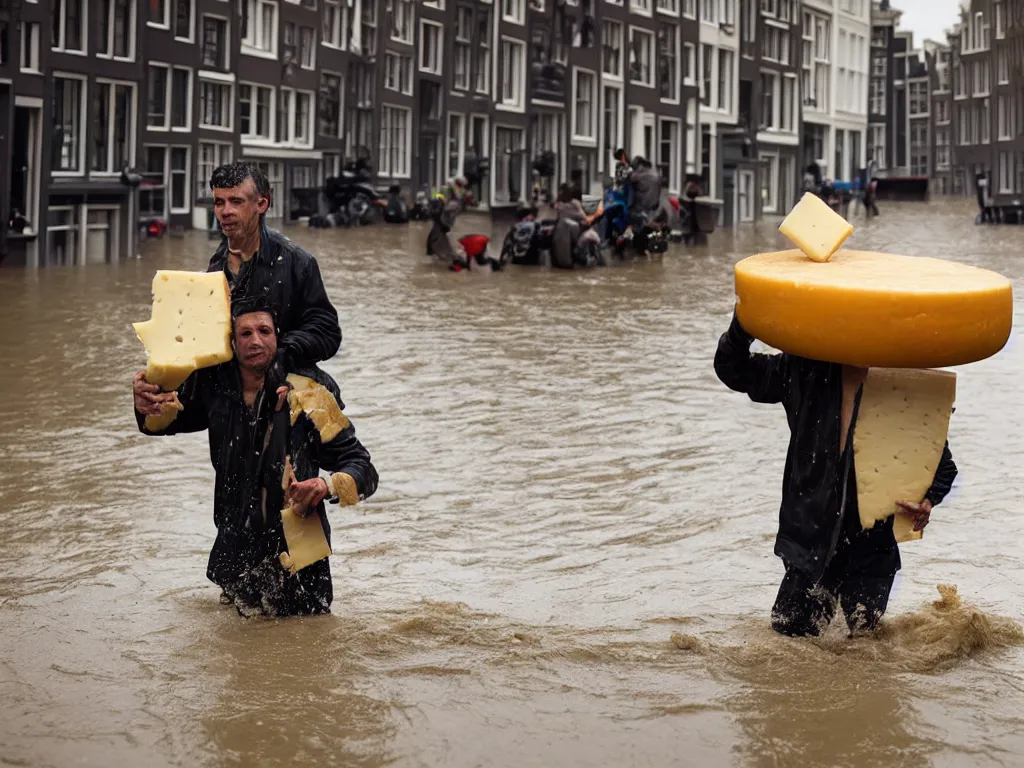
left=132, top=301, right=378, bottom=618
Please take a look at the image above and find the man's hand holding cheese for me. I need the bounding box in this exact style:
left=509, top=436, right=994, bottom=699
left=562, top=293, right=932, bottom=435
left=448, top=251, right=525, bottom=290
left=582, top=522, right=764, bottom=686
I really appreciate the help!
left=715, top=192, right=1012, bottom=639
left=132, top=298, right=378, bottom=618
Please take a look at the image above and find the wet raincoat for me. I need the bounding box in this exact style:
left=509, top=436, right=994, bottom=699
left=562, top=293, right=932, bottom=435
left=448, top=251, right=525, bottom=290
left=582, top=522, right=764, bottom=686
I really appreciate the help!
left=208, top=222, right=342, bottom=368
left=136, top=364, right=378, bottom=616
left=714, top=313, right=957, bottom=580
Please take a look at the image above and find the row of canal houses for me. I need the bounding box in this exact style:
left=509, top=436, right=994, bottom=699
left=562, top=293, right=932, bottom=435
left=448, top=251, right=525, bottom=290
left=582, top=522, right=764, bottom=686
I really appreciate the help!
left=0, top=0, right=877, bottom=268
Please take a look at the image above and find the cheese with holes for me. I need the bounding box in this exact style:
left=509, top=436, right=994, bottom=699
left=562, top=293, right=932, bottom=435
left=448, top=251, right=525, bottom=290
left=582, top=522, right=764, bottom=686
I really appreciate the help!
left=779, top=191, right=854, bottom=263
left=133, top=270, right=232, bottom=389
left=279, top=457, right=332, bottom=574
left=853, top=368, right=956, bottom=543
left=735, top=249, right=1013, bottom=368
left=133, top=270, right=232, bottom=431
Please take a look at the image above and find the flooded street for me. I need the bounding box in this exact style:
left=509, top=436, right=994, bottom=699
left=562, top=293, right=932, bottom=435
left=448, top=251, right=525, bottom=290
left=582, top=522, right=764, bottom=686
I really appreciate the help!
left=2, top=198, right=1023, bottom=767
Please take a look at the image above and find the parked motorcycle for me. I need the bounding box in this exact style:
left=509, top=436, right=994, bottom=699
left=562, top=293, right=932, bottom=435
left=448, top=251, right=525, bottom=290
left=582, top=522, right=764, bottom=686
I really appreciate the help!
left=324, top=155, right=384, bottom=225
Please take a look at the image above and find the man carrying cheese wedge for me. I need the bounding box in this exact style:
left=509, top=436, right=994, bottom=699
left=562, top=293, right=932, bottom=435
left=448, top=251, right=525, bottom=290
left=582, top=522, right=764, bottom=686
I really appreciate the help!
left=706, top=193, right=1014, bottom=639
left=209, top=162, right=341, bottom=369
left=714, top=313, right=958, bottom=637
left=133, top=299, right=378, bottom=618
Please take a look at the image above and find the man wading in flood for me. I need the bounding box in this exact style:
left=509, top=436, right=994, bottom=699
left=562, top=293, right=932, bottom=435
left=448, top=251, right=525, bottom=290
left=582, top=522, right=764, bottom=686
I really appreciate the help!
left=133, top=303, right=378, bottom=617
left=714, top=312, right=958, bottom=637
left=134, top=162, right=343, bottom=414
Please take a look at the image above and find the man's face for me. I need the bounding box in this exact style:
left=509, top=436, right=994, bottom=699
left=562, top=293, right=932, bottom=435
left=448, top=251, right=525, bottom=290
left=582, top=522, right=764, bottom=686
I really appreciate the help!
left=212, top=177, right=268, bottom=240
left=233, top=312, right=277, bottom=374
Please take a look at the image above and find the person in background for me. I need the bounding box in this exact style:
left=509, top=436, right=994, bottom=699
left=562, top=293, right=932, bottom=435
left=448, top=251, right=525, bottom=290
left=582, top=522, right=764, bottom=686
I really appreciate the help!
left=426, top=176, right=470, bottom=267
left=713, top=311, right=958, bottom=638
left=554, top=182, right=604, bottom=250
left=133, top=302, right=378, bottom=617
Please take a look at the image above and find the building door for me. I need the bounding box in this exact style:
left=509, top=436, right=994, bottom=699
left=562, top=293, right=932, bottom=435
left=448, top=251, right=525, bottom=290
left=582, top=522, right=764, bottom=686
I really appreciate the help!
left=85, top=208, right=117, bottom=264
left=737, top=169, right=755, bottom=222
left=418, top=133, right=440, bottom=191
left=12, top=105, right=41, bottom=234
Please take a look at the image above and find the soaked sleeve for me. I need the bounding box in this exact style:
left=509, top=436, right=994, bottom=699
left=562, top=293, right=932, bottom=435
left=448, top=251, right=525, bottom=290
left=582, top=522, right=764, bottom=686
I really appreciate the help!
left=314, top=418, right=379, bottom=502
left=713, top=312, right=788, bottom=405
left=279, top=255, right=343, bottom=368
left=924, top=442, right=957, bottom=507
left=135, top=370, right=210, bottom=436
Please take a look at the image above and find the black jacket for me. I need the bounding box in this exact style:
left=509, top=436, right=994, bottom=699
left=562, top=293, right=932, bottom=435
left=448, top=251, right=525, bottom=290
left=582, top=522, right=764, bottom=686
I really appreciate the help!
left=136, top=364, right=378, bottom=616
left=208, top=222, right=342, bottom=368
left=714, top=314, right=958, bottom=579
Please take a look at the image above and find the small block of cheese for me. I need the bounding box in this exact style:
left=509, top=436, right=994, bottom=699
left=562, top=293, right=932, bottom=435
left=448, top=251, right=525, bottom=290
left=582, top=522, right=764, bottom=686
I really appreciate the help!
left=853, top=368, right=956, bottom=542
left=279, top=456, right=332, bottom=574
left=779, top=191, right=854, bottom=263
left=132, top=270, right=232, bottom=392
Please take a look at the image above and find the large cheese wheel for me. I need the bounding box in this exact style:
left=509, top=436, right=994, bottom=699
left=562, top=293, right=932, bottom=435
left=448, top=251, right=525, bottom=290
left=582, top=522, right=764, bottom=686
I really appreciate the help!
left=735, top=249, right=1013, bottom=368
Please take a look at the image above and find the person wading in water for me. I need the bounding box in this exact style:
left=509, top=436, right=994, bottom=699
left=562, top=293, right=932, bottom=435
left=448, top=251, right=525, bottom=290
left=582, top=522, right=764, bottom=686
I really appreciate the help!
left=134, top=162, right=343, bottom=414
left=133, top=303, right=378, bottom=617
left=713, top=311, right=958, bottom=637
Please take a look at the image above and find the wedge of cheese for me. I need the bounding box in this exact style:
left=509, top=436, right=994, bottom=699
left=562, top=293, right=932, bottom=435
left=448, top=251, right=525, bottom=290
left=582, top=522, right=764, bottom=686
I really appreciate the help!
left=779, top=191, right=854, bottom=263
left=133, top=270, right=233, bottom=431
left=734, top=249, right=1013, bottom=368
left=278, top=457, right=332, bottom=575
left=853, top=368, right=956, bottom=542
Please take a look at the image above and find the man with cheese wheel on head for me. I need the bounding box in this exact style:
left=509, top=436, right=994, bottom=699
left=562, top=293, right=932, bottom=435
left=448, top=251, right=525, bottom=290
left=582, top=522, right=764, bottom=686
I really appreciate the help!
left=714, top=312, right=958, bottom=638
left=132, top=298, right=378, bottom=617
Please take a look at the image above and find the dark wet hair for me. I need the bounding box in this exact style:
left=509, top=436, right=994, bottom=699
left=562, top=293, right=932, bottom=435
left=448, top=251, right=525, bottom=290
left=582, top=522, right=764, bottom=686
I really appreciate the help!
left=231, top=295, right=279, bottom=335
left=209, top=162, right=273, bottom=212
left=557, top=182, right=574, bottom=204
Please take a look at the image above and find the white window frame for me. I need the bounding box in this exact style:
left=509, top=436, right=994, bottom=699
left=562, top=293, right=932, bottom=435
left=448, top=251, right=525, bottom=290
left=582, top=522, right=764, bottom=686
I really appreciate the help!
left=419, top=19, right=444, bottom=75
left=170, top=66, right=194, bottom=133
left=169, top=145, right=192, bottom=214
left=322, top=0, right=344, bottom=49
left=683, top=41, right=695, bottom=86
left=657, top=0, right=679, bottom=15
left=502, top=0, right=525, bottom=25
left=198, top=78, right=235, bottom=132
left=571, top=67, right=598, bottom=145
left=148, top=0, right=170, bottom=29
left=601, top=20, right=624, bottom=81
left=682, top=0, right=695, bottom=17
left=761, top=151, right=778, bottom=213
left=318, top=70, right=345, bottom=139
left=242, top=0, right=279, bottom=59
left=657, top=116, right=681, bottom=193
left=384, top=51, right=414, bottom=95
left=629, top=26, right=655, bottom=88
left=19, top=21, right=41, bottom=73
left=92, top=79, right=138, bottom=176
left=498, top=37, right=526, bottom=111
left=196, top=141, right=233, bottom=201
left=97, top=0, right=137, bottom=61
left=631, top=0, right=653, bottom=17
left=147, top=62, right=171, bottom=131
left=447, top=112, right=466, bottom=177
left=600, top=82, right=623, bottom=173
left=52, top=72, right=88, bottom=177
left=717, top=48, right=734, bottom=115
left=379, top=104, right=412, bottom=178
left=52, top=0, right=88, bottom=54
left=46, top=205, right=81, bottom=266
left=174, top=0, right=195, bottom=42
left=392, top=0, right=415, bottom=44
left=239, top=81, right=276, bottom=142
left=200, top=13, right=231, bottom=70
left=869, top=123, right=885, bottom=170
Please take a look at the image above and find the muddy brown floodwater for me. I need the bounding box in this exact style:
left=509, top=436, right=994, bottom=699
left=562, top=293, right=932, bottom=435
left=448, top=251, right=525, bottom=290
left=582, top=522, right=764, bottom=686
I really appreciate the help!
left=1, top=199, right=1023, bottom=768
